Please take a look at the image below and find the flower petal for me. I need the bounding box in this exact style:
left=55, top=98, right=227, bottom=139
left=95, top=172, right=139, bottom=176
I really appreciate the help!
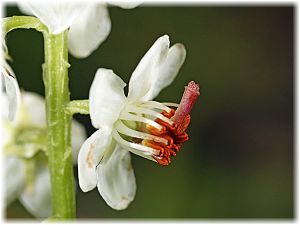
left=71, top=119, right=86, bottom=163
left=18, top=1, right=33, bottom=15
left=110, top=1, right=141, bottom=9
left=127, top=35, right=169, bottom=102
left=5, top=156, right=25, bottom=205
left=19, top=165, right=52, bottom=218
left=90, top=68, right=126, bottom=129
left=78, top=128, right=112, bottom=192
left=127, top=35, right=186, bottom=102
left=146, top=43, right=186, bottom=100
left=68, top=3, right=111, bottom=58
left=96, top=145, right=136, bottom=210
left=20, top=1, right=85, bottom=34
left=1, top=94, right=9, bottom=124
left=1, top=63, right=21, bottom=121
left=19, top=92, right=46, bottom=127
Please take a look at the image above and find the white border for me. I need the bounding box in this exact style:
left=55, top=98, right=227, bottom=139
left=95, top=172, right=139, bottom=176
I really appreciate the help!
left=0, top=2, right=4, bottom=224
left=0, top=0, right=297, bottom=224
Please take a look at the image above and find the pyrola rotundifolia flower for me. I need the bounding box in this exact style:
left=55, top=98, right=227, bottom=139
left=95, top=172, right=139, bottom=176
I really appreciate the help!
left=78, top=35, right=200, bottom=210
left=3, top=92, right=86, bottom=218
left=19, top=1, right=140, bottom=58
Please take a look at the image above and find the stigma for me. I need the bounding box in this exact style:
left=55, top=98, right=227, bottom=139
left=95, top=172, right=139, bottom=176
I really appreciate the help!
left=113, top=81, right=200, bottom=165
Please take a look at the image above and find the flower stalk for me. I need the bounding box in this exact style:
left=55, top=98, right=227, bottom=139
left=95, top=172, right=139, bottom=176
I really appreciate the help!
left=43, top=31, right=75, bottom=219
left=65, top=100, right=89, bottom=115
left=3, top=16, right=47, bottom=35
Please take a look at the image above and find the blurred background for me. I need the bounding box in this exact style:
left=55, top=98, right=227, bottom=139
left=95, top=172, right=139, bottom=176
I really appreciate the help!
left=4, top=5, right=293, bottom=219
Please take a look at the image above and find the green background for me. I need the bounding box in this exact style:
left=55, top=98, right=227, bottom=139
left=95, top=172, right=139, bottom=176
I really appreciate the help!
left=5, top=5, right=293, bottom=219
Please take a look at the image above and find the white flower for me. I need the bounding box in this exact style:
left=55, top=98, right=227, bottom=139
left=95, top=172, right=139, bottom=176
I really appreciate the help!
left=1, top=61, right=21, bottom=121
left=78, top=35, right=199, bottom=210
left=19, top=0, right=140, bottom=58
left=3, top=91, right=86, bottom=218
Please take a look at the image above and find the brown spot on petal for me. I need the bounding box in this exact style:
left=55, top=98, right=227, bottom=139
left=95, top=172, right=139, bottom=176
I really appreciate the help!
left=25, top=184, right=34, bottom=195
left=122, top=196, right=129, bottom=202
left=86, top=144, right=95, bottom=168
left=127, top=163, right=133, bottom=172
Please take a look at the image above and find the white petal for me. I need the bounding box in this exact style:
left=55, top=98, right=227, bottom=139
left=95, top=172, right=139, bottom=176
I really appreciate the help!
left=128, top=35, right=186, bottom=102
left=5, top=156, right=25, bottom=205
left=20, top=165, right=52, bottom=218
left=19, top=92, right=46, bottom=127
left=18, top=1, right=34, bottom=15
left=127, top=35, right=169, bottom=102
left=71, top=119, right=86, bottom=163
left=89, top=69, right=126, bottom=129
left=1, top=93, right=9, bottom=122
left=68, top=4, right=111, bottom=58
left=78, top=128, right=112, bottom=192
left=96, top=145, right=136, bottom=210
left=1, top=64, right=21, bottom=121
left=110, top=1, right=141, bottom=9
left=145, top=43, right=186, bottom=100
left=22, top=1, right=85, bottom=34
left=2, top=96, right=14, bottom=151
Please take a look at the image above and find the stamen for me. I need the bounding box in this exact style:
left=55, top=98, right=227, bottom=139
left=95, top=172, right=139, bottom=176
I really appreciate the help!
left=162, top=102, right=180, bottom=108
left=119, top=112, right=163, bottom=130
left=121, top=145, right=157, bottom=162
left=125, top=105, right=174, bottom=125
left=144, top=108, right=191, bottom=166
left=172, top=81, right=200, bottom=125
left=138, top=101, right=172, bottom=113
left=115, top=120, right=168, bottom=145
left=112, top=130, right=160, bottom=155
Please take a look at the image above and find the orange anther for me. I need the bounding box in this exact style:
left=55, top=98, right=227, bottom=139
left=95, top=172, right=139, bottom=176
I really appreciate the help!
left=143, top=108, right=191, bottom=166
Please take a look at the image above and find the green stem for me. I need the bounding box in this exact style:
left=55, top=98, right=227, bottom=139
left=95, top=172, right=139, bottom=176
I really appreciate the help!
left=43, top=31, right=75, bottom=219
left=65, top=100, right=89, bottom=115
left=2, top=16, right=47, bottom=34
left=3, top=16, right=76, bottom=219
left=2, top=16, right=47, bottom=60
